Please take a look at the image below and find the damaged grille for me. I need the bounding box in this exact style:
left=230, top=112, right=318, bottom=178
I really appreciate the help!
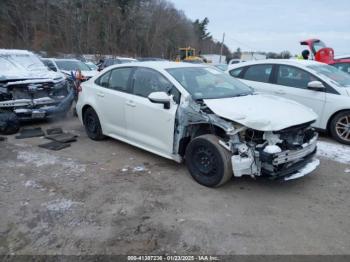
left=275, top=121, right=316, bottom=150
left=10, top=82, right=55, bottom=100
left=259, top=126, right=318, bottom=178
left=0, top=80, right=68, bottom=108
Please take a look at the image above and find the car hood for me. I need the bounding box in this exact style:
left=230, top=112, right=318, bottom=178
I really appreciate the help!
left=0, top=67, right=64, bottom=82
left=203, top=94, right=317, bottom=131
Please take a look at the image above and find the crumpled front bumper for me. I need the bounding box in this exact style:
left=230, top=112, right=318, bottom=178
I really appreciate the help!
left=260, top=133, right=319, bottom=180
left=284, top=158, right=320, bottom=181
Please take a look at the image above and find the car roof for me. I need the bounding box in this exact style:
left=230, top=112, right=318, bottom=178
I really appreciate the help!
left=53, top=58, right=81, bottom=62
left=0, top=49, right=34, bottom=55
left=118, top=57, right=136, bottom=60
left=227, top=59, right=323, bottom=70
left=107, top=61, right=207, bottom=71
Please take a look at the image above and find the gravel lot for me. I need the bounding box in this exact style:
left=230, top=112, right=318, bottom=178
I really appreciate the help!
left=0, top=116, right=349, bottom=255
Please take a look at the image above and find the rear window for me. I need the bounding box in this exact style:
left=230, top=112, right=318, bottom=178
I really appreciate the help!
left=109, top=67, right=133, bottom=92
left=243, top=64, right=272, bottom=83
left=229, top=68, right=244, bottom=78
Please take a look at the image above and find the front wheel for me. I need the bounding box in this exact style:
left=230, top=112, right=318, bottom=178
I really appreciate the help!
left=330, top=110, right=350, bottom=145
left=0, top=111, right=20, bottom=135
left=83, top=107, right=105, bottom=140
left=185, top=134, right=232, bottom=187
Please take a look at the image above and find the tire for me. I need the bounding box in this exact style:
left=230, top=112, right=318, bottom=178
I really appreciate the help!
left=0, top=111, right=20, bottom=135
left=83, top=107, right=105, bottom=140
left=185, top=134, right=232, bottom=187
left=329, top=110, right=350, bottom=145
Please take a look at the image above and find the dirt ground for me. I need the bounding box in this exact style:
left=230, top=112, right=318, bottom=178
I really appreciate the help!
left=0, top=116, right=349, bottom=255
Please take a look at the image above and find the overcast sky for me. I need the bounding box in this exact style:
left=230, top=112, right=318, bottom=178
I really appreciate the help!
left=171, top=0, right=350, bottom=55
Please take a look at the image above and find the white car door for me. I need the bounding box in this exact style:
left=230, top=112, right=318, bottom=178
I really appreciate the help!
left=272, top=65, right=326, bottom=127
left=125, top=68, right=179, bottom=157
left=92, top=67, right=134, bottom=138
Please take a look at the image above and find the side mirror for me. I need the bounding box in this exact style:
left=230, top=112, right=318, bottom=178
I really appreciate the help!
left=148, top=91, right=171, bottom=109
left=307, top=81, right=325, bottom=91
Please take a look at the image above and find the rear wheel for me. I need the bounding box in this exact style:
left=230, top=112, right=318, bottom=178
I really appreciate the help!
left=330, top=110, right=350, bottom=145
left=0, top=111, right=20, bottom=135
left=185, top=134, right=232, bottom=187
left=83, top=107, right=105, bottom=140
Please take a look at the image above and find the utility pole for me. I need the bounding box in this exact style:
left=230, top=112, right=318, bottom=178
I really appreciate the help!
left=219, top=32, right=225, bottom=63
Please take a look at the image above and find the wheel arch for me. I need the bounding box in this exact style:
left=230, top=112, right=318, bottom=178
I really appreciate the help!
left=178, top=123, right=228, bottom=157
left=82, top=104, right=95, bottom=121
left=326, top=109, right=350, bottom=132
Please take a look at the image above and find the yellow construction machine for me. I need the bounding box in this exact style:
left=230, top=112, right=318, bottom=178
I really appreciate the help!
left=176, top=47, right=206, bottom=63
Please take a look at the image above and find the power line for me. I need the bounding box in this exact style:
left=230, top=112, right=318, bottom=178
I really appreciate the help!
left=225, top=35, right=257, bottom=51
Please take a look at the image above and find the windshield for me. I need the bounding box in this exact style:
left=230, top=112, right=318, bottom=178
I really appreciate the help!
left=86, top=62, right=98, bottom=70
left=4, top=53, right=47, bottom=71
left=55, top=60, right=91, bottom=71
left=332, top=63, right=350, bottom=74
left=313, top=40, right=326, bottom=53
left=0, top=57, right=21, bottom=73
left=167, top=67, right=253, bottom=99
left=307, top=64, right=350, bottom=87
left=214, top=64, right=228, bottom=71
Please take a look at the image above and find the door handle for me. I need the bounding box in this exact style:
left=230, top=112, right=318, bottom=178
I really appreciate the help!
left=97, top=92, right=105, bottom=97
left=126, top=100, right=136, bottom=107
left=274, top=90, right=286, bottom=95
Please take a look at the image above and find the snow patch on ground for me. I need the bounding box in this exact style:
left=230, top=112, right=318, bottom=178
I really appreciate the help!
left=24, top=180, right=40, bottom=189
left=317, top=141, right=350, bottom=165
left=15, top=149, right=86, bottom=174
left=133, top=165, right=146, bottom=172
left=17, top=151, right=57, bottom=167
left=43, top=198, right=79, bottom=212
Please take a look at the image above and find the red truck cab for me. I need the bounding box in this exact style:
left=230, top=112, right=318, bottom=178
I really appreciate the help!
left=300, top=39, right=348, bottom=65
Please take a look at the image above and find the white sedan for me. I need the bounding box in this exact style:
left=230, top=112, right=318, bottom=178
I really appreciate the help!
left=227, top=60, right=350, bottom=145
left=76, top=62, right=319, bottom=187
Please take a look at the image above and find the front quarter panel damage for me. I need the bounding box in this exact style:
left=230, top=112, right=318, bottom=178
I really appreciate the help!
left=174, top=96, right=320, bottom=181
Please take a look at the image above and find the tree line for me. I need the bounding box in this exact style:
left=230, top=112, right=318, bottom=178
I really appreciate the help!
left=0, top=0, right=232, bottom=60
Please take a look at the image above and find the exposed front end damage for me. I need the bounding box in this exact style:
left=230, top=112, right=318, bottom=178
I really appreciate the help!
left=0, top=78, right=74, bottom=120
left=174, top=97, right=319, bottom=181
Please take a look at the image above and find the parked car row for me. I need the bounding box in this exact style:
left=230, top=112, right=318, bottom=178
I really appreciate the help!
left=227, top=60, right=350, bottom=145
left=2, top=48, right=349, bottom=188
left=41, top=58, right=99, bottom=80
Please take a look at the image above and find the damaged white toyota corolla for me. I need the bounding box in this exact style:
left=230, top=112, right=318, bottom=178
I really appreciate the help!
left=76, top=62, right=320, bottom=187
